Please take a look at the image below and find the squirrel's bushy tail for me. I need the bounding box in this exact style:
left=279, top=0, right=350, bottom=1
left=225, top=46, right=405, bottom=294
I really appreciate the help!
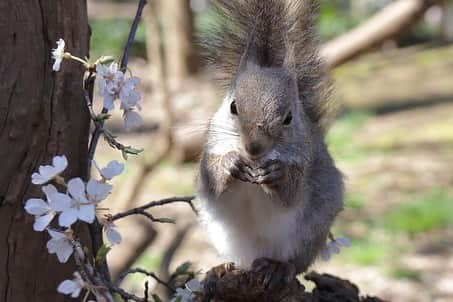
left=201, top=0, right=333, bottom=131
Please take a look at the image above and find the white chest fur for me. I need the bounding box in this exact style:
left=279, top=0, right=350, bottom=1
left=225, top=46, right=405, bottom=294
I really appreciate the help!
left=199, top=180, right=302, bottom=268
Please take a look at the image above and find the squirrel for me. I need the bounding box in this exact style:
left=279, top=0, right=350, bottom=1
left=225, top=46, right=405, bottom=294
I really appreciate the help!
left=197, top=0, right=344, bottom=287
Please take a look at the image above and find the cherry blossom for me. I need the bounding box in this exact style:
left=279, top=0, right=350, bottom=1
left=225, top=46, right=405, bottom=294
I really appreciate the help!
left=96, top=62, right=123, bottom=111
left=93, top=160, right=124, bottom=180
left=321, top=236, right=351, bottom=261
left=24, top=184, right=69, bottom=231
left=51, top=39, right=66, bottom=71
left=31, top=155, right=68, bottom=185
left=96, top=62, right=142, bottom=130
left=47, top=229, right=74, bottom=263
left=58, top=178, right=96, bottom=227
left=57, top=272, right=85, bottom=298
left=119, top=76, right=141, bottom=110
left=102, top=220, right=122, bottom=246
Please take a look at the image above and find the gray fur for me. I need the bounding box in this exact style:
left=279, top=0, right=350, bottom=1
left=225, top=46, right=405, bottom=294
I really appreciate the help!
left=197, top=0, right=344, bottom=274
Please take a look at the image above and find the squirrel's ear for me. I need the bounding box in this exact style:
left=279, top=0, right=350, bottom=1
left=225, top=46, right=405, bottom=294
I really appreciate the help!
left=238, top=35, right=259, bottom=72
left=283, top=44, right=297, bottom=77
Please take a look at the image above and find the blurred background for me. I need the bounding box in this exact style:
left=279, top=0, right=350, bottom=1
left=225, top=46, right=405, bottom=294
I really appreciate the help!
left=89, top=0, right=453, bottom=301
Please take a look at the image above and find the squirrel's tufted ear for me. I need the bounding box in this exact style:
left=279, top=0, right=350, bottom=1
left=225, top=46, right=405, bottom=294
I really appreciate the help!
left=283, top=44, right=297, bottom=79
left=238, top=35, right=259, bottom=73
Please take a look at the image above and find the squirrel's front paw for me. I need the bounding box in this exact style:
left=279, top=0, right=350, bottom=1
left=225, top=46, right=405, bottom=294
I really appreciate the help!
left=221, top=151, right=255, bottom=183
left=254, top=159, right=288, bottom=186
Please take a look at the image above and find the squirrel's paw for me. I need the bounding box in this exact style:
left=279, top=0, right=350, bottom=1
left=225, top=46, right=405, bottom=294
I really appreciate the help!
left=222, top=151, right=255, bottom=183
left=254, top=159, right=288, bottom=186
left=251, top=258, right=296, bottom=290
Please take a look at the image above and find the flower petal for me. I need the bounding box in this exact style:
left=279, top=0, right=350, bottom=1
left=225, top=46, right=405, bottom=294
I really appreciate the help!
left=33, top=213, right=55, bottom=231
left=59, top=208, right=78, bottom=227
left=71, top=286, right=82, bottom=298
left=100, top=160, right=124, bottom=179
left=123, top=110, right=142, bottom=131
left=105, top=225, right=122, bottom=245
left=31, top=172, right=50, bottom=185
left=78, top=203, right=96, bottom=224
left=86, top=180, right=112, bottom=202
left=25, top=198, right=50, bottom=216
left=103, top=94, right=115, bottom=111
left=42, top=184, right=58, bottom=199
left=55, top=240, right=74, bottom=263
left=53, top=59, right=62, bottom=71
left=49, top=192, right=71, bottom=212
left=52, top=155, right=68, bottom=174
left=48, top=229, right=66, bottom=240
left=335, top=236, right=351, bottom=247
left=185, top=279, right=201, bottom=292
left=67, top=178, right=87, bottom=202
left=57, top=280, right=80, bottom=296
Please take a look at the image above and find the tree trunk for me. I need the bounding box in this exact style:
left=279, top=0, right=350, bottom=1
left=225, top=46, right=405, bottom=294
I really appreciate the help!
left=0, top=1, right=91, bottom=301
left=159, top=0, right=199, bottom=91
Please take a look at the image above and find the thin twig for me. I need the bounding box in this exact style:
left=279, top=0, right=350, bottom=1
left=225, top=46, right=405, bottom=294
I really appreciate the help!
left=144, top=281, right=149, bottom=302
left=83, top=0, right=149, bottom=287
left=111, top=196, right=197, bottom=222
left=87, top=0, right=148, bottom=172
left=120, top=0, right=148, bottom=70
left=117, top=268, right=176, bottom=293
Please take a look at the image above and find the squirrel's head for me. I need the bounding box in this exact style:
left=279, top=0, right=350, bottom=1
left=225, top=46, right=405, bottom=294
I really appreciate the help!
left=224, top=62, right=309, bottom=160
left=209, top=35, right=316, bottom=160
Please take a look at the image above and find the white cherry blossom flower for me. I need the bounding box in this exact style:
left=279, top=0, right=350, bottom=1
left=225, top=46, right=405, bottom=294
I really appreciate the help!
left=31, top=155, right=68, bottom=185
left=102, top=220, right=122, bottom=245
left=52, top=39, right=66, bottom=71
left=47, top=229, right=73, bottom=263
left=57, top=272, right=85, bottom=298
left=97, top=62, right=124, bottom=111
left=24, top=185, right=69, bottom=231
left=93, top=160, right=124, bottom=180
left=86, top=179, right=112, bottom=204
left=119, top=76, right=141, bottom=110
left=123, top=109, right=142, bottom=131
left=321, top=236, right=351, bottom=261
left=58, top=178, right=96, bottom=227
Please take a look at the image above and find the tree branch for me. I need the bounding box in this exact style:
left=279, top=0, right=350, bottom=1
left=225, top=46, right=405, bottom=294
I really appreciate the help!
left=87, top=0, right=148, bottom=172
left=117, top=268, right=176, bottom=293
left=321, top=0, right=438, bottom=68
left=111, top=196, right=197, bottom=222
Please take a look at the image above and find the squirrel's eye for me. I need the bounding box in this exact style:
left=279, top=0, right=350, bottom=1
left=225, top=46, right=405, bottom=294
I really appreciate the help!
left=230, top=101, right=238, bottom=115
left=283, top=111, right=292, bottom=125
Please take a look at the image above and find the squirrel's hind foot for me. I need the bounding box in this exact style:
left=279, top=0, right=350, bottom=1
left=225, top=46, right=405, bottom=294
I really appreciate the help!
left=251, top=258, right=297, bottom=291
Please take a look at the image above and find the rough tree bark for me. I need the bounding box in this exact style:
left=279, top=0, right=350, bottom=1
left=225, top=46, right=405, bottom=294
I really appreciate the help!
left=0, top=1, right=92, bottom=301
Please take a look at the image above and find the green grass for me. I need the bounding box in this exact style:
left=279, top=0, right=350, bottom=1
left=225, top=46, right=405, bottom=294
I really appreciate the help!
left=390, top=267, right=422, bottom=282
left=341, top=239, right=390, bottom=266
left=344, top=193, right=366, bottom=209
left=135, top=252, right=161, bottom=271
left=384, top=190, right=453, bottom=235
left=89, top=18, right=147, bottom=61
left=326, top=111, right=372, bottom=161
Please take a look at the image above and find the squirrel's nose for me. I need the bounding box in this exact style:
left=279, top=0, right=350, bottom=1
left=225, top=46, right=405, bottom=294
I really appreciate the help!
left=245, top=142, right=264, bottom=158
